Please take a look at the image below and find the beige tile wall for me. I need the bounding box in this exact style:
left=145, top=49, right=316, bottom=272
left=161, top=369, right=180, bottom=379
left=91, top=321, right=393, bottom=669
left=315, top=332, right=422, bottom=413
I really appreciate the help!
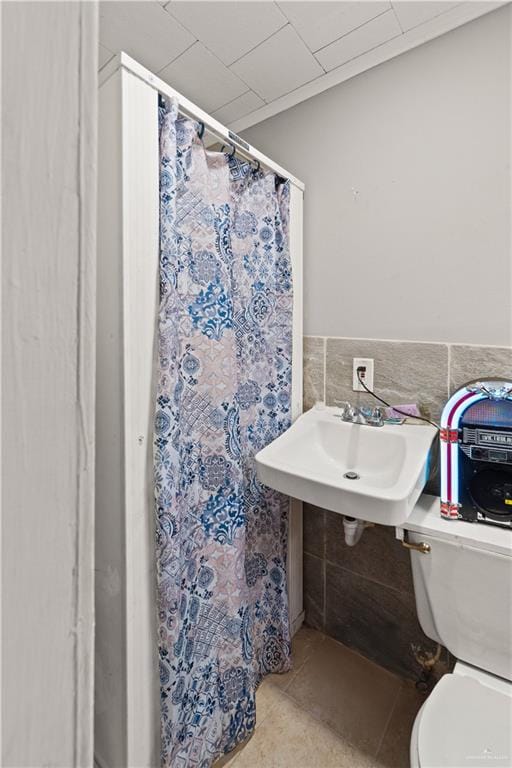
left=304, top=336, right=512, bottom=419
left=302, top=335, right=511, bottom=679
left=450, top=345, right=512, bottom=392
left=303, top=336, right=325, bottom=411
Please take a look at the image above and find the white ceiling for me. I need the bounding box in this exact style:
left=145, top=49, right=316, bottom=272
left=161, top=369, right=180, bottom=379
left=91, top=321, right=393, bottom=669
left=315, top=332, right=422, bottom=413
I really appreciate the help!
left=99, top=1, right=507, bottom=130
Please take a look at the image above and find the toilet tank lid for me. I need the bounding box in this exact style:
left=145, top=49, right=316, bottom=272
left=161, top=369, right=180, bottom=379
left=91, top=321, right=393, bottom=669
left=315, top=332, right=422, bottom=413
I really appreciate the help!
left=398, top=495, right=512, bottom=557
left=418, top=673, right=512, bottom=768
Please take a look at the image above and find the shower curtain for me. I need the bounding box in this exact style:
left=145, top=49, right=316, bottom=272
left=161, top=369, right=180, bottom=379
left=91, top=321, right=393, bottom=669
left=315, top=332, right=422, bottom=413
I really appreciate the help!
left=154, top=99, right=293, bottom=768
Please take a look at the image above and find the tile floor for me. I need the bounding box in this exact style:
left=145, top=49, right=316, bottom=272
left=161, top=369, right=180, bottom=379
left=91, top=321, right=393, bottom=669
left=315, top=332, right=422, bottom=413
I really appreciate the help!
left=215, top=626, right=425, bottom=768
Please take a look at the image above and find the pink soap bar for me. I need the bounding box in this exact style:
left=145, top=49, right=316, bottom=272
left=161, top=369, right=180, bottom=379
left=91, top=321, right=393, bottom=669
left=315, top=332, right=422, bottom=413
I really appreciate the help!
left=385, top=404, right=421, bottom=419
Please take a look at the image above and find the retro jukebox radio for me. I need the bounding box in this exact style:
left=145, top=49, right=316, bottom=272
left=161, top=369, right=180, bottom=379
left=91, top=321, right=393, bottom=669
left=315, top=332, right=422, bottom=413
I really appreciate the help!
left=440, top=379, right=512, bottom=528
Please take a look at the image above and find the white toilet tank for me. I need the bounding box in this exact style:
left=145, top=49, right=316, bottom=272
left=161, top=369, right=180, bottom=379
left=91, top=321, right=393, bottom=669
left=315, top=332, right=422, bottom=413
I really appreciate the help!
left=400, top=495, right=512, bottom=682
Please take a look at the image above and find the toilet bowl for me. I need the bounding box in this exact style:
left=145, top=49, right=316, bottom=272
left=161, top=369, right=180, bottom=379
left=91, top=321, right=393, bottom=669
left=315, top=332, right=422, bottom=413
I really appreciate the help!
left=399, top=495, right=512, bottom=768
left=410, top=663, right=512, bottom=767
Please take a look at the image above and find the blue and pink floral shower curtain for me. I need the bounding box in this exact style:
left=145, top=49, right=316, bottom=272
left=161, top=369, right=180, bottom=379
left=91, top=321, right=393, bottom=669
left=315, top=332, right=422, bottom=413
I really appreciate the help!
left=154, top=99, right=293, bottom=768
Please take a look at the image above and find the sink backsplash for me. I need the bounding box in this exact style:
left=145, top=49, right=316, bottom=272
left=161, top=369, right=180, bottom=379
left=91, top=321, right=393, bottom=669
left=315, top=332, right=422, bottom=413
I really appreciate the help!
left=302, top=335, right=512, bottom=680
left=304, top=336, right=512, bottom=418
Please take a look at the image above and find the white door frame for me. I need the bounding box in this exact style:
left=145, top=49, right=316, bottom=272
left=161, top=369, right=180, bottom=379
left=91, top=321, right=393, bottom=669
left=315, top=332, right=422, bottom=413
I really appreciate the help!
left=96, top=54, right=304, bottom=768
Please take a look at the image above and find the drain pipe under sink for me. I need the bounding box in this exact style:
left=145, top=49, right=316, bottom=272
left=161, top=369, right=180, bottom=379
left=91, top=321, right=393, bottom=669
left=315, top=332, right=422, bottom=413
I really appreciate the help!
left=341, top=472, right=372, bottom=545
left=343, top=516, right=372, bottom=546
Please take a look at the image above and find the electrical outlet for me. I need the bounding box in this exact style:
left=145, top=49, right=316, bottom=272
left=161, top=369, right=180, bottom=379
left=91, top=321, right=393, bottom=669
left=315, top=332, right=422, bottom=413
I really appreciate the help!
left=353, top=358, right=374, bottom=392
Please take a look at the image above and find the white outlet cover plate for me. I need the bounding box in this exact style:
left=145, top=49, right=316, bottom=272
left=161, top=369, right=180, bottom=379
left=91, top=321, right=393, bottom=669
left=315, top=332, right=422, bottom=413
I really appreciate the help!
left=353, top=358, right=374, bottom=391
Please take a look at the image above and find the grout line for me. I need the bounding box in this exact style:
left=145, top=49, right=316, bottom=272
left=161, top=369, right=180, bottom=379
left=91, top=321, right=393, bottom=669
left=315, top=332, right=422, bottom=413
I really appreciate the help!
left=375, top=680, right=404, bottom=758
left=322, top=508, right=327, bottom=561
left=323, top=336, right=327, bottom=404
left=156, top=31, right=256, bottom=98
left=322, top=553, right=327, bottom=628
left=323, top=557, right=415, bottom=597
left=321, top=507, right=327, bottom=625
left=228, top=19, right=289, bottom=67
left=156, top=40, right=197, bottom=75
left=312, top=8, right=392, bottom=55
left=254, top=656, right=310, bottom=733
left=281, top=647, right=317, bottom=692
left=390, top=2, right=406, bottom=34
left=211, top=89, right=251, bottom=117
left=255, top=638, right=322, bottom=726
left=314, top=17, right=403, bottom=74
left=271, top=4, right=328, bottom=75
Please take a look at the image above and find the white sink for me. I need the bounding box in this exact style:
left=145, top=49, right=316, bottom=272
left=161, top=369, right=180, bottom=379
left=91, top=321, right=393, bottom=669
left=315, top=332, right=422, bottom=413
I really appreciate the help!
left=255, top=406, right=437, bottom=525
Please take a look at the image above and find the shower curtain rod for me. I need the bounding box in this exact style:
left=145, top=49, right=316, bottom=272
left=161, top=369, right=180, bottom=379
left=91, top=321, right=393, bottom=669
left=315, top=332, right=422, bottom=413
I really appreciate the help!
left=99, top=52, right=305, bottom=192
left=163, top=98, right=266, bottom=175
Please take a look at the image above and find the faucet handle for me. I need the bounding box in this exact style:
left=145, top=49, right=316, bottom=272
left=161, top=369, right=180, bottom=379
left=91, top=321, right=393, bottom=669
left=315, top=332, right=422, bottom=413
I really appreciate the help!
left=369, top=406, right=384, bottom=426
left=342, top=402, right=363, bottom=422
left=333, top=400, right=352, bottom=419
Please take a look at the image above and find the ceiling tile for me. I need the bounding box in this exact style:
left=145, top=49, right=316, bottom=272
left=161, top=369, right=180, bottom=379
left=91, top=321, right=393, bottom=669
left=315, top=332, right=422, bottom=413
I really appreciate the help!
left=99, top=1, right=195, bottom=73
left=98, top=44, right=114, bottom=69
left=278, top=1, right=391, bottom=53
left=158, top=42, right=248, bottom=113
left=212, top=90, right=265, bottom=125
left=231, top=25, right=324, bottom=102
left=316, top=9, right=402, bottom=71
left=391, top=2, right=460, bottom=32
left=166, top=1, right=287, bottom=66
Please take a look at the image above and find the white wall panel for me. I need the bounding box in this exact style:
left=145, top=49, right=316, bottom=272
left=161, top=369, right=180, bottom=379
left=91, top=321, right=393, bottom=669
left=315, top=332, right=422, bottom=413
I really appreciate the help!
left=2, top=2, right=97, bottom=766
left=96, top=67, right=161, bottom=768
left=95, top=69, right=128, bottom=768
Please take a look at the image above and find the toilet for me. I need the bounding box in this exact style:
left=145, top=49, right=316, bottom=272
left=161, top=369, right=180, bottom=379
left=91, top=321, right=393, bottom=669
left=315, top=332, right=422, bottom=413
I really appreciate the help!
left=399, top=495, right=512, bottom=768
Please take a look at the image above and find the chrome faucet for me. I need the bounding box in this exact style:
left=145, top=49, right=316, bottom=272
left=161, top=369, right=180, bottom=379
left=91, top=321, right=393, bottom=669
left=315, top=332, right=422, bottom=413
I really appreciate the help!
left=334, top=401, right=384, bottom=427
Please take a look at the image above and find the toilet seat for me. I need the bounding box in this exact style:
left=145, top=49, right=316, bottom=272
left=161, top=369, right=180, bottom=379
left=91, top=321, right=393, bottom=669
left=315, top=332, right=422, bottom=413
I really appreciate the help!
left=415, top=671, right=512, bottom=767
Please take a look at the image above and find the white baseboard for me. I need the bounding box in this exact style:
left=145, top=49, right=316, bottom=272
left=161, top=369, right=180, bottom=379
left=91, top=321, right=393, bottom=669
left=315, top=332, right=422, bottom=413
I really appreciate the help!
left=291, top=610, right=305, bottom=637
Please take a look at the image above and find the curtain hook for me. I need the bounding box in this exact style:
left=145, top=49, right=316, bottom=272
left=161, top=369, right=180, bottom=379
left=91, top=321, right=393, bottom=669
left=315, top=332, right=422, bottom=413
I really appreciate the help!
left=197, top=121, right=205, bottom=139
left=221, top=143, right=236, bottom=158
left=252, top=160, right=261, bottom=173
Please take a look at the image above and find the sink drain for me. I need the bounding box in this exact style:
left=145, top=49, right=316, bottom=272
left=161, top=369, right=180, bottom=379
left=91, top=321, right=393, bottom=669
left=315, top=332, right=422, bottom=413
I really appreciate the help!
left=343, top=471, right=360, bottom=480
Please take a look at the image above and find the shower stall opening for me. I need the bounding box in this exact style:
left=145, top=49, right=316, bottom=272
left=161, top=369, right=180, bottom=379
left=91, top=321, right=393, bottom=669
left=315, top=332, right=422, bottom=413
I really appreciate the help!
left=95, top=53, right=304, bottom=768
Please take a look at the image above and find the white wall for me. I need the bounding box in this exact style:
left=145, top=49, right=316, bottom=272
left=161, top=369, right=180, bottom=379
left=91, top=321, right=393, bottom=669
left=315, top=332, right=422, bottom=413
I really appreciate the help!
left=2, top=2, right=97, bottom=765
left=243, top=6, right=512, bottom=345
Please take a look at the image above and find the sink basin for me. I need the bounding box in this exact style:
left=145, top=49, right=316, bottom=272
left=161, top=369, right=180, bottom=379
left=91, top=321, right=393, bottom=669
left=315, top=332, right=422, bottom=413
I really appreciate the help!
left=255, top=406, right=438, bottom=525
